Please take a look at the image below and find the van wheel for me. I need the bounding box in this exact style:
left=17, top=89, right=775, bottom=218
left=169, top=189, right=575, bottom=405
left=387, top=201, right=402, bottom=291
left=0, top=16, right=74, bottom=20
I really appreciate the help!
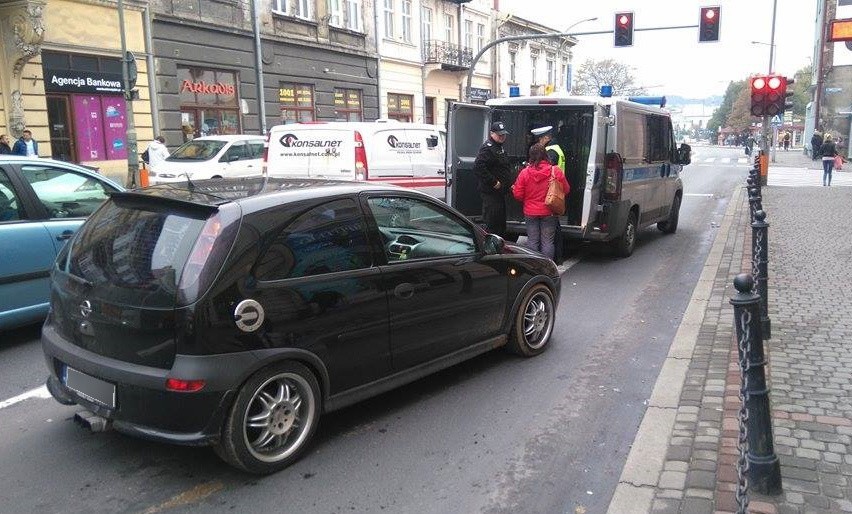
left=613, top=210, right=638, bottom=257
left=214, top=361, right=321, bottom=474
left=658, top=195, right=681, bottom=234
left=506, top=284, right=555, bottom=357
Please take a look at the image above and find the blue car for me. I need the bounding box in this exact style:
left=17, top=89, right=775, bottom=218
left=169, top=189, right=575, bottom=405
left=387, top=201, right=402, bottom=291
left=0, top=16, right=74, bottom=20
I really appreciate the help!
left=0, top=156, right=124, bottom=331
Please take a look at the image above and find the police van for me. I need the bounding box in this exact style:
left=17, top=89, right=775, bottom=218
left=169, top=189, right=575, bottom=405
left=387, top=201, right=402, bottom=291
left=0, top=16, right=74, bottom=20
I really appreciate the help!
left=265, top=121, right=447, bottom=199
left=446, top=94, right=691, bottom=256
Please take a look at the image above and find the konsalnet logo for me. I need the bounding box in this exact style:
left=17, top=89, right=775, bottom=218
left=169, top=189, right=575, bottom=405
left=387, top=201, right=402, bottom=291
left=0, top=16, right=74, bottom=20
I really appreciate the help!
left=280, top=134, right=343, bottom=148
left=387, top=135, right=421, bottom=149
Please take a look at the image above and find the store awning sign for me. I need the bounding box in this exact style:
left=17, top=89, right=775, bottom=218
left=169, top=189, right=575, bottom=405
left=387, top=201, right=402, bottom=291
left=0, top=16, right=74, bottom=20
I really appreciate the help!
left=44, top=68, right=124, bottom=94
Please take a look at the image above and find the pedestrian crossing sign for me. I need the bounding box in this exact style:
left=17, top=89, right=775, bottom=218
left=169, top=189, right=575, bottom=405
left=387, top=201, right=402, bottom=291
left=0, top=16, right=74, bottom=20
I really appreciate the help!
left=771, top=115, right=782, bottom=126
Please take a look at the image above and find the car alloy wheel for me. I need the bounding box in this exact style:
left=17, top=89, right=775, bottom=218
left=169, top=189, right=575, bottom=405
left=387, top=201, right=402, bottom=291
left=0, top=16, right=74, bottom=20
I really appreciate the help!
left=215, top=361, right=320, bottom=474
left=243, top=372, right=315, bottom=463
left=507, top=284, right=555, bottom=357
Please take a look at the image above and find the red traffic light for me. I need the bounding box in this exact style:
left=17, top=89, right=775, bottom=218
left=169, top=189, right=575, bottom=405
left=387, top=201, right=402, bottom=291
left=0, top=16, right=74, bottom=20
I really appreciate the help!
left=752, top=77, right=766, bottom=90
left=614, top=12, right=634, bottom=47
left=751, top=75, right=792, bottom=117
left=767, top=76, right=782, bottom=90
left=699, top=6, right=721, bottom=42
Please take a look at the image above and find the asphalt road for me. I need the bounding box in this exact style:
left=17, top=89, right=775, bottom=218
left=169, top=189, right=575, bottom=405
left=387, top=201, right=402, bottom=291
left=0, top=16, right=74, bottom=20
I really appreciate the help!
left=0, top=145, right=747, bottom=514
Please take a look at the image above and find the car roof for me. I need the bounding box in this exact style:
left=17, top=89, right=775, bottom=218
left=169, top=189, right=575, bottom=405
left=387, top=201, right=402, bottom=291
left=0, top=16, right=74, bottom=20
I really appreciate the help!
left=123, top=177, right=419, bottom=213
left=0, top=156, right=125, bottom=190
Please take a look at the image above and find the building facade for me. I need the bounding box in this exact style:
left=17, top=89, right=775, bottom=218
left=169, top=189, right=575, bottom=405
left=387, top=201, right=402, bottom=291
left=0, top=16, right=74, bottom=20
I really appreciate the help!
left=493, top=14, right=574, bottom=99
left=150, top=0, right=380, bottom=147
left=0, top=0, right=154, bottom=177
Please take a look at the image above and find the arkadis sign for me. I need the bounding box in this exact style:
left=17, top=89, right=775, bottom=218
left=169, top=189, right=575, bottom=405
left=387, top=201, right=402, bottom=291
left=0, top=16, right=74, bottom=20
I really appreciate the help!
left=43, top=68, right=124, bottom=94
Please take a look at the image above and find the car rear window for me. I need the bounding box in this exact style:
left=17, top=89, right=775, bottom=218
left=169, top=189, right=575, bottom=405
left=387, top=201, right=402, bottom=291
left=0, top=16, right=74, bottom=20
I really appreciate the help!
left=66, top=199, right=208, bottom=307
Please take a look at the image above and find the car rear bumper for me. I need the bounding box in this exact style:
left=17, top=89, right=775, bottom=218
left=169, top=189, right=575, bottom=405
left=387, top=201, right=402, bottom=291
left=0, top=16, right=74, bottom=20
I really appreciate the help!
left=41, top=324, right=258, bottom=446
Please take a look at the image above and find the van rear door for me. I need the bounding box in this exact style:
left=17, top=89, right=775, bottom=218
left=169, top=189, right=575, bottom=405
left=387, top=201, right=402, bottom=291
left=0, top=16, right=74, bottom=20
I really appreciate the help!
left=268, top=127, right=354, bottom=179
left=447, top=102, right=490, bottom=216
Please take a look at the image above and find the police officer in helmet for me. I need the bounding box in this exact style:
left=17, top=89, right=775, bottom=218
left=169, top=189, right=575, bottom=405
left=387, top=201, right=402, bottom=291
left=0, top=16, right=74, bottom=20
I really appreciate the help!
left=473, top=121, right=512, bottom=237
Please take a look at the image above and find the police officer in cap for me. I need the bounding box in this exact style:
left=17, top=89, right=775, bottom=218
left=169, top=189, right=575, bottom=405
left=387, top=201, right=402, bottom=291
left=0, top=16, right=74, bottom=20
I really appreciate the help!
left=473, top=121, right=512, bottom=237
left=530, top=125, right=565, bottom=171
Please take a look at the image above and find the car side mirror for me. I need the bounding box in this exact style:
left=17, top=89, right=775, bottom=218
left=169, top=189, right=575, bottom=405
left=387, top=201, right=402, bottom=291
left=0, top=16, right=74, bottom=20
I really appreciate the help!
left=677, top=143, right=692, bottom=165
left=483, top=233, right=505, bottom=255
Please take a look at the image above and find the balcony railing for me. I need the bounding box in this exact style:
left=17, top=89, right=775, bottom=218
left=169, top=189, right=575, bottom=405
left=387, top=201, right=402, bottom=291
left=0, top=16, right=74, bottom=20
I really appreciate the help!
left=422, top=40, right=473, bottom=71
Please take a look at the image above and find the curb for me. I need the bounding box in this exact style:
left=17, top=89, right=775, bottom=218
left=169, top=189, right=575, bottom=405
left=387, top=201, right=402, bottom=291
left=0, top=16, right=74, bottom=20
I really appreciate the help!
left=606, top=184, right=745, bottom=514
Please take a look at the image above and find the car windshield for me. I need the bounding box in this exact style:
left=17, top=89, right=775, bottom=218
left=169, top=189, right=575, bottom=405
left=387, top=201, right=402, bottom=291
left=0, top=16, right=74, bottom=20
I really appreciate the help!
left=168, top=140, right=226, bottom=161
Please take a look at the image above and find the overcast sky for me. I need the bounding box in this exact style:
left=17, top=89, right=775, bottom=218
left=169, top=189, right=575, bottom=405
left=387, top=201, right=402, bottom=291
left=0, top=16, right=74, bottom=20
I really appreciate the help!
left=499, top=0, right=818, bottom=99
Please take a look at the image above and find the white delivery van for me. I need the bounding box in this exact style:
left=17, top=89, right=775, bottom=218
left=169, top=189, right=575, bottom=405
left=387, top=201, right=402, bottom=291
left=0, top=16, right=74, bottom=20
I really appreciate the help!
left=447, top=94, right=692, bottom=257
left=264, top=121, right=447, bottom=199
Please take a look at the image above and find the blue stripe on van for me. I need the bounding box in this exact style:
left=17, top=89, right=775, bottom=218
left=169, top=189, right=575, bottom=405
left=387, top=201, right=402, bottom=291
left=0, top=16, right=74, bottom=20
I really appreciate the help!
left=623, top=166, right=662, bottom=182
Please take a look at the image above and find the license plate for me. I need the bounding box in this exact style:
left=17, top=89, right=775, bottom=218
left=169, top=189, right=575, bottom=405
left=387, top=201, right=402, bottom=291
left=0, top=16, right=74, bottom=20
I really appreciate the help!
left=64, top=366, right=115, bottom=409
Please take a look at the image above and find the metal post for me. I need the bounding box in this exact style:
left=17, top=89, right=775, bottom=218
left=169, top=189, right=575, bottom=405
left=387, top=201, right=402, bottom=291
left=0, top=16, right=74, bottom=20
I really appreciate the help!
left=251, top=0, right=267, bottom=134
left=752, top=210, right=771, bottom=339
left=730, top=273, right=782, bottom=498
left=118, top=0, right=139, bottom=188
left=747, top=187, right=761, bottom=223
left=769, top=0, right=777, bottom=164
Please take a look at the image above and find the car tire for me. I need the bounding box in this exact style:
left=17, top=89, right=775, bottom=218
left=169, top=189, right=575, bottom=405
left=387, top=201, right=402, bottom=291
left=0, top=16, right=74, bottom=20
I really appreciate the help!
left=507, top=283, right=555, bottom=357
left=613, top=210, right=638, bottom=257
left=657, top=195, right=681, bottom=234
left=214, top=361, right=321, bottom=474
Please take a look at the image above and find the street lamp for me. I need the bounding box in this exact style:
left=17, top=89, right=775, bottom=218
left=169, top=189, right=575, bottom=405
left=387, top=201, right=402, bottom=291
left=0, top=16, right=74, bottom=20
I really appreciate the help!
left=750, top=41, right=776, bottom=73
left=465, top=16, right=598, bottom=101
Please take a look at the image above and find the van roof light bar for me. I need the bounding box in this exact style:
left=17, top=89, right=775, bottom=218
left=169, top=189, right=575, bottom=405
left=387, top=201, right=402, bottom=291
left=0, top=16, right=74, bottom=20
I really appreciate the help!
left=627, top=96, right=667, bottom=108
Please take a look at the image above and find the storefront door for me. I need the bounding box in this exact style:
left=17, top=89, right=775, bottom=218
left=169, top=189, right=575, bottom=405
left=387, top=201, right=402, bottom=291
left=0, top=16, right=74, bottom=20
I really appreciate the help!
left=46, top=95, right=76, bottom=162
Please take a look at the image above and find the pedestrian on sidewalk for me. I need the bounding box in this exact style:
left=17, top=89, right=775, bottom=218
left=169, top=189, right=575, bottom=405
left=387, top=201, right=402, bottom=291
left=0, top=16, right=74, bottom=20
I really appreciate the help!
left=511, top=144, right=569, bottom=260
left=811, top=131, right=823, bottom=161
left=144, top=136, right=170, bottom=170
left=783, top=132, right=791, bottom=151
left=821, top=134, right=838, bottom=186
left=0, top=134, right=12, bottom=155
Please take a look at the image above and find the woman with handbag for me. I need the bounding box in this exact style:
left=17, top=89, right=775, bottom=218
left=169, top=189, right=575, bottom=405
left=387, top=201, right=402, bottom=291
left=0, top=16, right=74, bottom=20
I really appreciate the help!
left=511, top=144, right=570, bottom=259
left=821, top=134, right=838, bottom=186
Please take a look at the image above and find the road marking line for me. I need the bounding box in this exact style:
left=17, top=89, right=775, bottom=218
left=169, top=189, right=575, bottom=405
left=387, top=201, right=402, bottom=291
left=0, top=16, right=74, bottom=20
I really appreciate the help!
left=557, top=248, right=587, bottom=275
left=703, top=157, right=715, bottom=163
left=684, top=193, right=714, bottom=197
left=142, top=481, right=225, bottom=514
left=0, top=385, right=51, bottom=410
left=721, top=157, right=731, bottom=164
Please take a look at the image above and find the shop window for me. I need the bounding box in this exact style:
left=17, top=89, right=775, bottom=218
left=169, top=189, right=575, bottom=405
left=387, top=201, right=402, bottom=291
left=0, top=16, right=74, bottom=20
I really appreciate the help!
left=425, top=97, right=435, bottom=125
left=279, top=83, right=316, bottom=124
left=334, top=89, right=363, bottom=121
left=387, top=93, right=413, bottom=122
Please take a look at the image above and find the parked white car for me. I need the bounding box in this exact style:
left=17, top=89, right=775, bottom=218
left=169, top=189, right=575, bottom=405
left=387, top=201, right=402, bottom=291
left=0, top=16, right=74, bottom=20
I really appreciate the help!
left=149, top=135, right=265, bottom=184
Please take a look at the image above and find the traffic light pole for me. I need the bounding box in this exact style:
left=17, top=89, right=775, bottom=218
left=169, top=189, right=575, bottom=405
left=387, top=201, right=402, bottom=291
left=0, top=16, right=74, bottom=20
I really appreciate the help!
left=118, top=0, right=139, bottom=188
left=769, top=0, right=778, bottom=165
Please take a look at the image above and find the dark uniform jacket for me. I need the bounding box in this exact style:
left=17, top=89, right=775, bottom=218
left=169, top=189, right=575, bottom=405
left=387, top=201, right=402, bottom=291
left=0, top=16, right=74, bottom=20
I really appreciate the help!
left=473, top=138, right=512, bottom=196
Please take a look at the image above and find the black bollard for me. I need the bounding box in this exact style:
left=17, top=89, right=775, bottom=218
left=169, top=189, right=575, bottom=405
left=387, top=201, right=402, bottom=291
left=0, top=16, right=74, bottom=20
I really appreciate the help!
left=752, top=210, right=771, bottom=339
left=730, top=273, right=782, bottom=498
left=749, top=167, right=762, bottom=198
left=747, top=187, right=762, bottom=223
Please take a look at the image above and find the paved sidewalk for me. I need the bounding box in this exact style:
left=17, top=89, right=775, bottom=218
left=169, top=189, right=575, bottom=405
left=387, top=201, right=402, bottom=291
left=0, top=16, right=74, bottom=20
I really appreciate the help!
left=608, top=170, right=852, bottom=512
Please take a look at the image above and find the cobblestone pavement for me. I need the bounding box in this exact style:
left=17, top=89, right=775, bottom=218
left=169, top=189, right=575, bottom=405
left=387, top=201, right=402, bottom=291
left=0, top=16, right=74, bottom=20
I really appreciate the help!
left=609, top=152, right=852, bottom=513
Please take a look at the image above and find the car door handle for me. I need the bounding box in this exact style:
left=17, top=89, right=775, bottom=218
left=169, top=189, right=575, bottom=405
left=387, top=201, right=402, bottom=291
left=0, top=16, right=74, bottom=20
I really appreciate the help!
left=56, top=230, right=74, bottom=241
left=393, top=283, right=416, bottom=299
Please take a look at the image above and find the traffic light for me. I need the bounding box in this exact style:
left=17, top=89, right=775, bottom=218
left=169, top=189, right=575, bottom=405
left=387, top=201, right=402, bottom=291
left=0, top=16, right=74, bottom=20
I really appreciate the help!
left=750, top=75, right=793, bottom=117
left=614, top=12, right=634, bottom=47
left=699, top=6, right=721, bottom=42
left=750, top=76, right=768, bottom=116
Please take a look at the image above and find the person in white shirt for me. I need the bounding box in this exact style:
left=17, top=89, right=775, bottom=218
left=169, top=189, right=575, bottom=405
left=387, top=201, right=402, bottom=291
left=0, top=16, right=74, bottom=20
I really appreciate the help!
left=145, top=136, right=170, bottom=170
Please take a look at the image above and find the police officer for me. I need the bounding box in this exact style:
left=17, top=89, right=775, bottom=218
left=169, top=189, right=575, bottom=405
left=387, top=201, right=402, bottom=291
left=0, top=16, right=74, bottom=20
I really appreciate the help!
left=530, top=125, right=565, bottom=170
left=473, top=121, right=512, bottom=237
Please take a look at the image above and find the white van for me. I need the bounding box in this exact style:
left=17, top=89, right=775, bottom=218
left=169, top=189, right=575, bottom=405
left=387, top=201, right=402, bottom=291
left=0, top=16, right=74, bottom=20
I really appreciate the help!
left=264, top=121, right=447, bottom=199
left=447, top=94, right=692, bottom=257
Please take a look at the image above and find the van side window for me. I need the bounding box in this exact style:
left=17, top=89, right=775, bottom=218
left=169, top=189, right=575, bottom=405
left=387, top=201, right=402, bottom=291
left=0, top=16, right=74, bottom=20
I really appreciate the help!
left=646, top=115, right=672, bottom=163
left=618, top=111, right=646, bottom=164
left=254, top=199, right=373, bottom=281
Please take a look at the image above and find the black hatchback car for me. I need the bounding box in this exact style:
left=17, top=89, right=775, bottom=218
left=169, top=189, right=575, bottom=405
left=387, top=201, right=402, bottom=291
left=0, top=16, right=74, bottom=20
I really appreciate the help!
left=42, top=178, right=561, bottom=474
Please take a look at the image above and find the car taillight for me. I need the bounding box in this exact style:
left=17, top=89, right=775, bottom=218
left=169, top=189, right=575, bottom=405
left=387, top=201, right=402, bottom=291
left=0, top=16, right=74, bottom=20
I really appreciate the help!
left=166, top=378, right=206, bottom=392
left=177, top=204, right=241, bottom=305
left=603, top=152, right=623, bottom=201
left=354, top=130, right=368, bottom=181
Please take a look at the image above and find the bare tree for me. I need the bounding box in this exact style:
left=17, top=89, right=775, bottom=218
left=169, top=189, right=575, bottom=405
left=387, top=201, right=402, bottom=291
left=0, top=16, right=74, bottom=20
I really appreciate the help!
left=571, top=58, right=647, bottom=96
